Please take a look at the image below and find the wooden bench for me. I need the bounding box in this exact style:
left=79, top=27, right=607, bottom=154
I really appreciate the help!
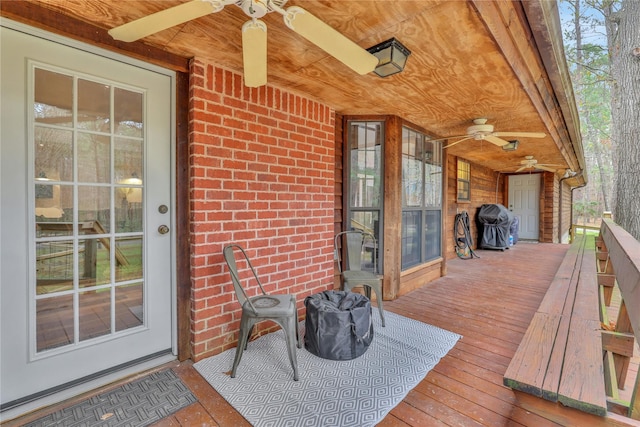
left=504, top=234, right=608, bottom=417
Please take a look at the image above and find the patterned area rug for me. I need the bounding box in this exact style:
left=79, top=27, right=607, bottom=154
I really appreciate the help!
left=194, top=311, right=461, bottom=427
left=25, top=369, right=196, bottom=427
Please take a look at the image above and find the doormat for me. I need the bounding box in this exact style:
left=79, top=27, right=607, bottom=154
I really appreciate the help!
left=24, top=369, right=196, bottom=427
left=194, top=311, right=461, bottom=427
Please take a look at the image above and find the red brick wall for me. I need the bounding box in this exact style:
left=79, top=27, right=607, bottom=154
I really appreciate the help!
left=188, top=60, right=335, bottom=361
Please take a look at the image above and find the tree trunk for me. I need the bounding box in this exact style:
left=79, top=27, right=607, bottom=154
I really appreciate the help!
left=610, top=0, right=640, bottom=239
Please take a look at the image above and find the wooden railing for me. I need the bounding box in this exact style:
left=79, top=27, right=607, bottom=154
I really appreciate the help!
left=596, top=218, right=640, bottom=420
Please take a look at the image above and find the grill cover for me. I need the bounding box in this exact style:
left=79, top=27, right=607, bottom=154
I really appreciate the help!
left=304, top=290, right=373, bottom=360
left=476, top=204, right=514, bottom=250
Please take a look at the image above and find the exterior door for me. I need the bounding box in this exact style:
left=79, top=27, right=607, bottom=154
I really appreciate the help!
left=1, top=24, right=175, bottom=408
left=508, top=174, right=541, bottom=240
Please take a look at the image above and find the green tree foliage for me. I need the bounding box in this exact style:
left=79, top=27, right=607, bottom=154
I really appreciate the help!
left=560, top=0, right=640, bottom=239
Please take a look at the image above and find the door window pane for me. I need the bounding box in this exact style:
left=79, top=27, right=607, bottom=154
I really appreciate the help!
left=115, top=138, right=143, bottom=184
left=78, top=237, right=111, bottom=288
left=78, top=185, right=111, bottom=234
left=34, top=69, right=73, bottom=127
left=36, top=294, right=74, bottom=352
left=78, top=133, right=110, bottom=183
left=115, top=88, right=143, bottom=137
left=36, top=240, right=74, bottom=295
left=115, top=283, right=143, bottom=331
left=34, top=127, right=73, bottom=182
left=78, top=79, right=110, bottom=132
left=115, top=237, right=143, bottom=282
left=79, top=289, right=111, bottom=341
left=36, top=184, right=74, bottom=232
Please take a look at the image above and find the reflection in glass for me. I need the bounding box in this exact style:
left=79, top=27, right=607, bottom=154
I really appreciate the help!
left=402, top=211, right=421, bottom=269
left=78, top=133, right=110, bottom=183
left=78, top=238, right=111, bottom=288
left=35, top=127, right=73, bottom=182
left=425, top=140, right=443, bottom=207
left=34, top=68, right=73, bottom=127
left=78, top=79, right=110, bottom=132
left=79, top=289, right=111, bottom=341
left=36, top=184, right=73, bottom=233
left=78, top=185, right=111, bottom=234
left=115, top=88, right=143, bottom=137
left=115, top=138, right=143, bottom=184
left=116, top=184, right=143, bottom=233
left=115, top=283, right=144, bottom=331
left=32, top=68, right=147, bottom=353
left=115, top=237, right=143, bottom=282
left=402, top=128, right=424, bottom=207
left=424, top=210, right=442, bottom=261
left=37, top=294, right=74, bottom=351
left=349, top=122, right=382, bottom=208
left=36, top=240, right=74, bottom=294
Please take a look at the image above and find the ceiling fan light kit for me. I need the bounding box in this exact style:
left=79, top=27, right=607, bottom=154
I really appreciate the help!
left=108, top=0, right=378, bottom=87
left=366, top=37, right=412, bottom=77
left=501, top=140, right=519, bottom=151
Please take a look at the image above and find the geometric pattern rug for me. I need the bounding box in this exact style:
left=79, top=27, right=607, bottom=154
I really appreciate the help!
left=24, top=369, right=196, bottom=427
left=194, top=311, right=461, bottom=427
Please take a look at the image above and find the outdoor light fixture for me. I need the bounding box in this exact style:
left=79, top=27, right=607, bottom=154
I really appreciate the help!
left=502, top=140, right=519, bottom=151
left=366, top=38, right=411, bottom=77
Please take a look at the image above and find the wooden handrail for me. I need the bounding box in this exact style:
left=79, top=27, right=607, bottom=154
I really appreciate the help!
left=597, top=218, right=640, bottom=419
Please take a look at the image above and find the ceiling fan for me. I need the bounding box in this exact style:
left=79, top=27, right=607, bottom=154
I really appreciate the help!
left=506, top=156, right=562, bottom=172
left=108, top=0, right=379, bottom=88
left=438, top=118, right=546, bottom=149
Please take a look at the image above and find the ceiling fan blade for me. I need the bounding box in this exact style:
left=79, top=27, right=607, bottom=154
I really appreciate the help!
left=428, top=134, right=469, bottom=143
left=443, top=136, right=473, bottom=149
left=242, top=20, right=268, bottom=87
left=484, top=135, right=509, bottom=146
left=515, top=166, right=528, bottom=172
left=282, top=7, right=378, bottom=75
left=108, top=0, right=220, bottom=42
left=493, top=132, right=546, bottom=139
left=535, top=165, right=556, bottom=172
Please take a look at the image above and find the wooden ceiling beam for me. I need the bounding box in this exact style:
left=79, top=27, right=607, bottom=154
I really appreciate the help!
left=471, top=0, right=583, bottom=182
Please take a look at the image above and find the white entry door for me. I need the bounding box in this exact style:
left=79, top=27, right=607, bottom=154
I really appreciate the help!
left=508, top=174, right=541, bottom=240
left=1, top=24, right=175, bottom=408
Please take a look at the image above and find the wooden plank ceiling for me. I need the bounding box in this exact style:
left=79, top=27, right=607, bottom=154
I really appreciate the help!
left=5, top=0, right=581, bottom=177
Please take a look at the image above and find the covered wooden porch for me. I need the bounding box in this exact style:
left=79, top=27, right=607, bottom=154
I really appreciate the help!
left=7, top=240, right=638, bottom=427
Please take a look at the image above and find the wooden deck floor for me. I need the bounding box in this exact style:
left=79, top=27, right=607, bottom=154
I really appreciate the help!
left=7, top=242, right=601, bottom=426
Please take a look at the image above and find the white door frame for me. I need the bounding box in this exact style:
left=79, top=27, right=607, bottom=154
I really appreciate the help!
left=507, top=173, right=541, bottom=241
left=0, top=20, right=178, bottom=420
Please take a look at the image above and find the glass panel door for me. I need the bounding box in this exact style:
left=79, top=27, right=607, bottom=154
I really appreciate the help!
left=1, top=25, right=174, bottom=409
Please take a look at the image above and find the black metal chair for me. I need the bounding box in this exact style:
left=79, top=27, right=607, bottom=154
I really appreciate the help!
left=334, top=230, right=385, bottom=327
left=223, top=244, right=301, bottom=381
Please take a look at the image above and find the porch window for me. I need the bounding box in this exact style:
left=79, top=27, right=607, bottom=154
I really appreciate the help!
left=347, top=121, right=383, bottom=272
left=401, top=127, right=442, bottom=269
left=457, top=159, right=471, bottom=201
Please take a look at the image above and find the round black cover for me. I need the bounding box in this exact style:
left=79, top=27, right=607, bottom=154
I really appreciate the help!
left=304, top=290, right=373, bottom=361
